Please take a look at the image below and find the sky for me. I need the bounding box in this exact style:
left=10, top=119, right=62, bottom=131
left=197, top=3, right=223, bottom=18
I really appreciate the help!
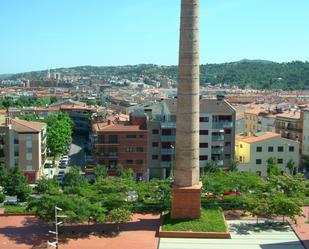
left=0, top=0, right=308, bottom=74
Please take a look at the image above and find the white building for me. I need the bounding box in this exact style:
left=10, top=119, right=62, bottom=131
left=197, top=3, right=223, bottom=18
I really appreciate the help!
left=236, top=132, right=300, bottom=177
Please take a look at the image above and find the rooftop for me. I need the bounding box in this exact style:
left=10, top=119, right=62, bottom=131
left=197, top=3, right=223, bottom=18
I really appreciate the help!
left=237, top=132, right=280, bottom=144
left=11, top=119, right=46, bottom=133
left=93, top=123, right=146, bottom=132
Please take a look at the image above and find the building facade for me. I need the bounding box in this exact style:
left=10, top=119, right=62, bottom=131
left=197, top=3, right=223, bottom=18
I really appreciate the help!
left=0, top=117, right=47, bottom=183
left=236, top=132, right=300, bottom=177
left=92, top=113, right=148, bottom=180
left=147, top=96, right=236, bottom=179
left=301, top=108, right=309, bottom=159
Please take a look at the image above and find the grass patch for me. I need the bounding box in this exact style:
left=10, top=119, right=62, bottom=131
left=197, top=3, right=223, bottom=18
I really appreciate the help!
left=3, top=205, right=33, bottom=214
left=162, top=207, right=227, bottom=232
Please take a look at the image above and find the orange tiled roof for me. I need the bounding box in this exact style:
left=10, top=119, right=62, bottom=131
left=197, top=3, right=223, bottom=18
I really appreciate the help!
left=238, top=132, right=280, bottom=144
left=93, top=123, right=145, bottom=132
left=12, top=119, right=46, bottom=133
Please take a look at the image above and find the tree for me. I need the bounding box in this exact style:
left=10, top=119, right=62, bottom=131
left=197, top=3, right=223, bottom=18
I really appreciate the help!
left=107, top=208, right=132, bottom=232
left=0, top=192, right=5, bottom=203
left=228, top=160, right=238, bottom=172
left=46, top=112, right=72, bottom=163
left=35, top=177, right=59, bottom=195
left=3, top=166, right=31, bottom=201
left=270, top=193, right=303, bottom=223
left=62, top=167, right=88, bottom=193
left=286, top=159, right=297, bottom=175
left=204, top=161, right=220, bottom=173
left=0, top=165, right=7, bottom=186
left=243, top=194, right=271, bottom=224
left=94, top=164, right=107, bottom=182
left=267, top=157, right=281, bottom=176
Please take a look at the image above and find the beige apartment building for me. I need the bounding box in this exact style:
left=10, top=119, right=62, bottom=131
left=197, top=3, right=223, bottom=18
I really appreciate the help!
left=236, top=132, right=300, bottom=177
left=0, top=117, right=47, bottom=183
left=301, top=108, right=309, bottom=159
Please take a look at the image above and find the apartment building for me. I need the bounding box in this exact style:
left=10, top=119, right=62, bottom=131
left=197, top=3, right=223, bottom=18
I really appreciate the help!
left=92, top=112, right=148, bottom=180
left=275, top=111, right=302, bottom=154
left=236, top=132, right=300, bottom=177
left=301, top=108, right=309, bottom=159
left=0, top=117, right=47, bottom=183
left=147, top=96, right=236, bottom=179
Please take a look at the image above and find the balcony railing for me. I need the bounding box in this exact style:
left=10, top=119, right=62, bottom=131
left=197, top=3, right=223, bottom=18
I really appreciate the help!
left=160, top=161, right=172, bottom=167
left=212, top=135, right=225, bottom=141
left=212, top=121, right=233, bottom=129
left=161, top=122, right=176, bottom=129
left=214, top=160, right=224, bottom=166
left=161, top=135, right=176, bottom=142
left=211, top=147, right=224, bottom=154
left=160, top=148, right=175, bottom=155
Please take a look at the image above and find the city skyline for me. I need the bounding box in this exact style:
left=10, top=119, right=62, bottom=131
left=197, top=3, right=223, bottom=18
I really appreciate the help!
left=0, top=0, right=309, bottom=74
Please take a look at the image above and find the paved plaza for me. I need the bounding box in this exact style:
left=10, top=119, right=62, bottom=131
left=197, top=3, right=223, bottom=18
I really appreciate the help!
left=159, top=220, right=305, bottom=249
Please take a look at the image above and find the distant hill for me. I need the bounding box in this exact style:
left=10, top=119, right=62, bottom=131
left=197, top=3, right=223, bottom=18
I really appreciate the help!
left=6, top=60, right=309, bottom=90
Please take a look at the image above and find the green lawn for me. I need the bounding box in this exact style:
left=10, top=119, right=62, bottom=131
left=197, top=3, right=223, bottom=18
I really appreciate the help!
left=3, top=205, right=33, bottom=214
left=162, top=207, right=227, bottom=232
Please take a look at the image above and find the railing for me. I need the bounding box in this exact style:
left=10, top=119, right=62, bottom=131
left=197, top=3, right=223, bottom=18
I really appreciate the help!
left=212, top=135, right=225, bottom=141
left=160, top=161, right=172, bottom=167
left=212, top=122, right=233, bottom=129
left=161, top=122, right=176, bottom=129
left=160, top=135, right=176, bottom=142
left=214, top=160, right=224, bottom=166
left=211, top=147, right=224, bottom=154
left=160, top=148, right=175, bottom=155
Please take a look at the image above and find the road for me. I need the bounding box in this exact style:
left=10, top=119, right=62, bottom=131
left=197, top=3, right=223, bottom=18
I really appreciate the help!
left=68, top=135, right=87, bottom=168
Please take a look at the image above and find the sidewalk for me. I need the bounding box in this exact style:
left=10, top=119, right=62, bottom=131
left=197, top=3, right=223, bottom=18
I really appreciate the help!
left=291, top=207, right=309, bottom=249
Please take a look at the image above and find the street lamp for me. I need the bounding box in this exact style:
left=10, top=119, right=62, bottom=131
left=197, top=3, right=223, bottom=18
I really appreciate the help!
left=47, top=206, right=65, bottom=249
left=170, top=145, right=175, bottom=177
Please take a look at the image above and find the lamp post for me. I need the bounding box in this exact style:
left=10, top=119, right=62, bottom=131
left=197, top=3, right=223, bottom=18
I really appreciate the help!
left=47, top=206, right=65, bottom=249
left=170, top=144, right=175, bottom=177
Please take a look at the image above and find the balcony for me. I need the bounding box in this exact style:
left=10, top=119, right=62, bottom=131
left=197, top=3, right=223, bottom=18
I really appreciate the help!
left=212, top=122, right=233, bottom=129
left=97, top=152, right=118, bottom=157
left=161, top=135, right=176, bottom=142
left=214, top=160, right=224, bottom=166
left=160, top=161, right=172, bottom=167
left=212, top=135, right=224, bottom=141
left=211, top=147, right=224, bottom=154
left=161, top=122, right=176, bottom=129
left=160, top=148, right=175, bottom=155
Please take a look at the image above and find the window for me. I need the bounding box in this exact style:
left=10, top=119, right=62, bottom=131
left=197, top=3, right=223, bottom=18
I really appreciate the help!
left=98, top=135, right=104, bottom=143
left=26, top=147, right=32, bottom=153
left=152, top=142, right=158, bottom=147
left=199, top=117, right=209, bottom=122
left=277, top=158, right=283, bottom=164
left=278, top=146, right=284, bottom=152
left=199, top=143, right=208, bottom=148
left=126, top=134, right=136, bottom=139
left=136, top=147, right=144, bottom=152
left=136, top=159, right=143, bottom=165
left=289, top=146, right=294, bottom=152
left=225, top=154, right=231, bottom=159
left=199, top=130, right=209, bottom=135
left=199, top=155, right=208, bottom=161
left=152, top=155, right=158, bottom=160
left=239, top=156, right=243, bottom=162
left=240, top=144, right=243, bottom=148
left=126, top=160, right=133, bottom=164
left=108, top=135, right=118, bottom=143
left=225, top=142, right=231, bottom=147
left=152, top=129, right=159, bottom=134
left=256, top=159, right=262, bottom=164
left=256, top=146, right=262, bottom=152
left=126, top=147, right=134, bottom=152
left=225, top=129, right=231, bottom=134
left=139, top=134, right=144, bottom=138
left=268, top=146, right=274, bottom=152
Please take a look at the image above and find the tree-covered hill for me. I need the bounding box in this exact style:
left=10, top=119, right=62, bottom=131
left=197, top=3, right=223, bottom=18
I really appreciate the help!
left=8, top=60, right=309, bottom=90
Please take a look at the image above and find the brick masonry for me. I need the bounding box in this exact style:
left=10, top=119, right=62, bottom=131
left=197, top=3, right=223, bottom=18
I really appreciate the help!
left=171, top=182, right=202, bottom=219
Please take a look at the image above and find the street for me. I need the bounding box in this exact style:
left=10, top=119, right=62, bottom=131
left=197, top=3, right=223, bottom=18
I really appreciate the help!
left=68, top=135, right=87, bottom=168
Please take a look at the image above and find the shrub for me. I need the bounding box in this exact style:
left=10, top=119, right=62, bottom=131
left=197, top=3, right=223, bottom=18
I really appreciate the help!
left=0, top=192, right=5, bottom=203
